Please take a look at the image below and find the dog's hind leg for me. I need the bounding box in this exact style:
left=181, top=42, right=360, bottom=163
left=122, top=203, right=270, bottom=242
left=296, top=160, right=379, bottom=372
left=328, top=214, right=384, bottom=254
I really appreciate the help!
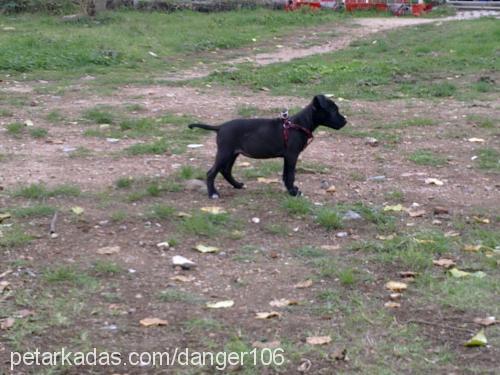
left=206, top=151, right=234, bottom=199
left=221, top=154, right=244, bottom=189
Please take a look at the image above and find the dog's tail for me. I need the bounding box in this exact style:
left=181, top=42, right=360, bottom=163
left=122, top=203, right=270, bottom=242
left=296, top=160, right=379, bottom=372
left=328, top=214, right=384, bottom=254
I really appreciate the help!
left=188, top=123, right=220, bottom=132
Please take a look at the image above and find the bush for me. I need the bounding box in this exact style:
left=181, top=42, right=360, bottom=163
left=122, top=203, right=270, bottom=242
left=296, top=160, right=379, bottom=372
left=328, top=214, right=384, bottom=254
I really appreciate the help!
left=1, top=0, right=77, bottom=14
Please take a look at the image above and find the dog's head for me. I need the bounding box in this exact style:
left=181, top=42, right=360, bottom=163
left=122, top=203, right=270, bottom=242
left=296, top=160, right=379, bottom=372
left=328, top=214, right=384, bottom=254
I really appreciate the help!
left=312, top=95, right=347, bottom=130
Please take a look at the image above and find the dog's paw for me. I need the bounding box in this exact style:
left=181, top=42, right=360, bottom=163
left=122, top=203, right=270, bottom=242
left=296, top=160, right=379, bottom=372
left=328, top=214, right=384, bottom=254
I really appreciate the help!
left=288, top=187, right=302, bottom=197
left=210, top=193, right=220, bottom=199
left=234, top=182, right=245, bottom=189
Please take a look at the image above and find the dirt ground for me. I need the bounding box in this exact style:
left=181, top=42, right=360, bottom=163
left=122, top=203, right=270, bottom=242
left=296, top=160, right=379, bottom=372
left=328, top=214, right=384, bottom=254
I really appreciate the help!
left=0, top=13, right=499, bottom=374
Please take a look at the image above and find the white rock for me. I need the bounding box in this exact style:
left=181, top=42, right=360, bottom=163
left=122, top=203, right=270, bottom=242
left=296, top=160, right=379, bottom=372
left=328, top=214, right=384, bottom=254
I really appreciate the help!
left=172, top=255, right=196, bottom=269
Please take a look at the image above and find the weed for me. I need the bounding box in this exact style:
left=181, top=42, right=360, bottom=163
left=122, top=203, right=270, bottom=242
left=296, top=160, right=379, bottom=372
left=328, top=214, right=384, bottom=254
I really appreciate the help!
left=408, top=149, right=447, bottom=167
left=315, top=207, right=343, bottom=230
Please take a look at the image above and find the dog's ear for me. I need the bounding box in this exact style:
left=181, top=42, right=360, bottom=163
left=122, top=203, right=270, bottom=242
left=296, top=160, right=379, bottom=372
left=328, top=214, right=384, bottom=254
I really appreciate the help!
left=313, top=95, right=328, bottom=110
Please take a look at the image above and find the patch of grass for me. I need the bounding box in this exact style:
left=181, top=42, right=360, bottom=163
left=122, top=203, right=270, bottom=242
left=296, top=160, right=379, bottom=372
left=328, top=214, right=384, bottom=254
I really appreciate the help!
left=466, top=114, right=495, bottom=129
left=315, top=207, right=343, bottom=230
left=475, top=148, right=499, bottom=172
left=125, top=139, right=170, bottom=155
left=184, top=318, right=222, bottom=333
left=147, top=204, right=176, bottom=220
left=292, top=246, right=325, bottom=258
left=115, top=177, right=133, bottom=189
left=177, top=165, right=205, bottom=180
left=46, top=110, right=64, bottom=123
left=92, top=261, right=123, bottom=276
left=110, top=210, right=127, bottom=222
left=263, top=223, right=289, bottom=236
left=68, top=147, right=93, bottom=158
left=385, top=190, right=404, bottom=201
left=28, top=127, right=48, bottom=138
left=43, top=266, right=97, bottom=287
left=338, top=268, right=357, bottom=286
left=242, top=160, right=282, bottom=179
left=180, top=212, right=229, bottom=237
left=0, top=226, right=32, bottom=247
left=83, top=106, right=115, bottom=124
left=237, top=105, right=260, bottom=117
left=12, top=205, right=56, bottom=218
left=6, top=122, right=24, bottom=137
left=13, top=183, right=80, bottom=199
left=207, top=18, right=498, bottom=101
left=158, top=289, right=202, bottom=304
left=282, top=196, right=311, bottom=216
left=125, top=103, right=146, bottom=112
left=408, top=149, right=447, bottom=167
left=0, top=108, right=14, bottom=117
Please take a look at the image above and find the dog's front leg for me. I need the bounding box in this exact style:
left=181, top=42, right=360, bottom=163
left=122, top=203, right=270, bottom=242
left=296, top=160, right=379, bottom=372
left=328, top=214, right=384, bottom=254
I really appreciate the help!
left=283, top=155, right=301, bottom=196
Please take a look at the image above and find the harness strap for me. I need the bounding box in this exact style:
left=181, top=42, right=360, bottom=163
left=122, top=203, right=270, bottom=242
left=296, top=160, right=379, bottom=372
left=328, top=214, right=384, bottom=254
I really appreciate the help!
left=280, top=110, right=313, bottom=149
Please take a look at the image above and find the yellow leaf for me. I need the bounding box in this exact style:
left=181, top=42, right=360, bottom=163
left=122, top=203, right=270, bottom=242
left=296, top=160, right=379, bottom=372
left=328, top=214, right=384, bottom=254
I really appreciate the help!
left=0, top=213, right=11, bottom=222
left=385, top=281, right=408, bottom=292
left=170, top=275, right=195, bottom=283
left=140, top=317, right=168, bottom=327
left=433, top=258, right=456, bottom=268
left=194, top=244, right=219, bottom=253
left=255, top=311, right=281, bottom=319
left=96, top=246, right=120, bottom=255
left=306, top=336, right=331, bottom=345
left=473, top=216, right=490, bottom=224
left=449, top=268, right=470, bottom=278
left=383, top=204, right=404, bottom=212
left=464, top=244, right=482, bottom=252
left=269, top=298, right=298, bottom=308
left=200, top=206, right=226, bottom=215
left=206, top=300, right=234, bottom=309
left=376, top=234, right=394, bottom=240
left=384, top=301, right=401, bottom=309
left=257, top=177, right=279, bottom=184
left=425, top=178, right=444, bottom=186
left=473, top=317, right=496, bottom=327
left=71, top=206, right=84, bottom=215
left=177, top=212, right=192, bottom=218
left=465, top=329, right=487, bottom=347
left=444, top=231, right=460, bottom=237
left=294, top=279, right=313, bottom=289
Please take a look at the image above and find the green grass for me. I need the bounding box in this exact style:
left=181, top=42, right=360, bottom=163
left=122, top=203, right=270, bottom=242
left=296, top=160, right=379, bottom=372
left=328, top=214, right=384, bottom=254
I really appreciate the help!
left=237, top=105, right=260, bottom=117
left=0, top=226, right=32, bottom=247
left=92, top=261, right=123, bottom=276
left=315, top=207, right=343, bottom=230
left=241, top=160, right=282, bottom=179
left=83, top=106, right=115, bottom=124
left=177, top=165, right=205, bottom=180
left=115, top=177, right=134, bottom=189
left=13, top=183, right=80, bottom=199
left=68, top=147, right=93, bottom=158
left=6, top=122, right=24, bottom=136
left=282, top=196, right=312, bottom=216
left=0, top=108, right=14, bottom=117
left=408, top=149, right=447, bottom=167
left=28, top=127, right=48, bottom=138
left=12, top=204, right=56, bottom=218
left=207, top=18, right=500, bottom=100
left=0, top=9, right=344, bottom=79
left=43, top=266, right=97, bottom=287
left=147, top=204, right=176, bottom=220
left=476, top=148, right=499, bottom=172
left=46, top=109, right=64, bottom=123
left=466, top=114, right=495, bottom=129
left=110, top=210, right=127, bottom=222
left=158, top=289, right=202, bottom=304
left=180, top=212, right=230, bottom=237
left=292, top=246, right=325, bottom=258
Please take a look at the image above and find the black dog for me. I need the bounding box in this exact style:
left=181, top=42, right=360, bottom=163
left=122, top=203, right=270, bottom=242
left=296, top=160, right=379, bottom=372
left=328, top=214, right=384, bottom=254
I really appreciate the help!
left=188, top=95, right=347, bottom=199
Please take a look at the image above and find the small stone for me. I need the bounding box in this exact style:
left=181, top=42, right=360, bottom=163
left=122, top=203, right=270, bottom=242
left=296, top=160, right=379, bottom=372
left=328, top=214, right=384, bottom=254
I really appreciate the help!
left=172, top=255, right=196, bottom=270
left=24, top=120, right=34, bottom=127
left=99, top=124, right=110, bottom=130
left=336, top=232, right=348, bottom=238
left=184, top=179, right=206, bottom=192
left=251, top=217, right=260, bottom=224
left=187, top=144, right=203, bottom=148
left=106, top=138, right=120, bottom=143
left=389, top=293, right=402, bottom=300
left=156, top=242, right=170, bottom=249
left=326, top=185, right=336, bottom=193
left=342, top=210, right=362, bottom=221
left=365, top=137, right=379, bottom=147
left=50, top=233, right=59, bottom=239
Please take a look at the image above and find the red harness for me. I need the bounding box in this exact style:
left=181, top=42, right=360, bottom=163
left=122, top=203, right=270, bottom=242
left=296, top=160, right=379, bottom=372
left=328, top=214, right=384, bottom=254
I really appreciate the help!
left=281, top=111, right=314, bottom=149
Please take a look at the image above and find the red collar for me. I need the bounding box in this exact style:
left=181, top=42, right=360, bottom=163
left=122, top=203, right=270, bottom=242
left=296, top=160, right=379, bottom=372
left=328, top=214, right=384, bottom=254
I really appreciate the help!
left=281, top=115, right=314, bottom=149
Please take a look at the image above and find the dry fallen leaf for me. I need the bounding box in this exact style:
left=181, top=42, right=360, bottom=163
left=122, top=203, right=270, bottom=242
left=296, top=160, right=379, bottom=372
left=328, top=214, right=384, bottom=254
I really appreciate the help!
left=383, top=204, right=404, bottom=212
left=376, top=234, right=395, bottom=240
left=473, top=216, right=490, bottom=224
left=252, top=340, right=281, bottom=349
left=320, top=245, right=341, bottom=251
left=170, top=275, right=195, bottom=283
left=384, top=301, right=401, bottom=309
left=206, top=300, right=234, bottom=309
left=257, top=177, right=279, bottom=184
left=389, top=293, right=402, bottom=300
left=0, top=318, right=15, bottom=330
left=473, top=316, right=496, bottom=327
left=0, top=281, right=10, bottom=293
left=444, top=231, right=460, bottom=237
left=200, top=206, right=226, bottom=215
left=385, top=281, right=408, bottom=292
left=237, top=162, right=252, bottom=168
left=269, top=298, right=298, bottom=308
left=414, top=239, right=434, bottom=244
left=140, top=317, right=168, bottom=327
left=0, top=213, right=11, bottom=222
left=255, top=311, right=281, bottom=319
left=294, top=279, right=313, bottom=289
left=194, top=244, right=219, bottom=253
left=71, top=206, right=84, bottom=215
left=408, top=210, right=426, bottom=218
left=468, top=137, right=485, bottom=143
left=465, top=329, right=487, bottom=347
left=425, top=178, right=444, bottom=186
left=306, top=336, right=332, bottom=345
left=464, top=244, right=483, bottom=252
left=97, top=246, right=120, bottom=255
left=433, top=258, right=456, bottom=268
left=176, top=212, right=192, bottom=218
left=449, top=268, right=470, bottom=278
left=326, top=185, right=336, bottom=193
